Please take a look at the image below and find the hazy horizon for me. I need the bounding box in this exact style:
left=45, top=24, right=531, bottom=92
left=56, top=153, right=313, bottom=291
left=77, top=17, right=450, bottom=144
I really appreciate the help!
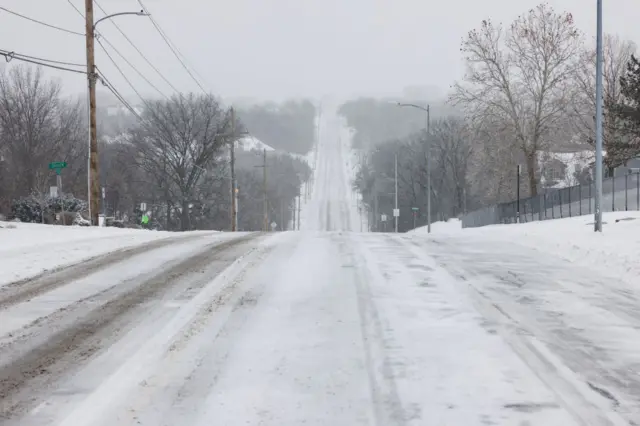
left=1, top=0, right=638, bottom=104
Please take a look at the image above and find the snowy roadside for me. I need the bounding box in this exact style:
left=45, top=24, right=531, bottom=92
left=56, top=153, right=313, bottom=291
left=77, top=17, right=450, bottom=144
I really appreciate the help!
left=0, top=221, right=220, bottom=285
left=409, top=212, right=640, bottom=286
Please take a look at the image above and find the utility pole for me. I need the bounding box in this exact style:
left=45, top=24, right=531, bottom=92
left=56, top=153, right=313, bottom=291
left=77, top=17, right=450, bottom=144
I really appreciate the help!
left=426, top=104, right=431, bottom=234
left=594, top=0, right=604, bottom=232
left=263, top=148, right=268, bottom=232
left=397, top=102, right=431, bottom=233
left=292, top=198, right=296, bottom=230
left=85, top=0, right=99, bottom=226
left=297, top=187, right=301, bottom=230
left=230, top=107, right=237, bottom=231
left=394, top=153, right=398, bottom=233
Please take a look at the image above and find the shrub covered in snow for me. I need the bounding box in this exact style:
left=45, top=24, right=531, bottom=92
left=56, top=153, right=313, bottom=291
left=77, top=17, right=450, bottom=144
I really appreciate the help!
left=10, top=195, right=87, bottom=223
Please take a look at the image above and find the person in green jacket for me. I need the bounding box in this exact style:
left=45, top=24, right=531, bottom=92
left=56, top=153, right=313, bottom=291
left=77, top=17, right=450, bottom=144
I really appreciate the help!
left=141, top=214, right=149, bottom=228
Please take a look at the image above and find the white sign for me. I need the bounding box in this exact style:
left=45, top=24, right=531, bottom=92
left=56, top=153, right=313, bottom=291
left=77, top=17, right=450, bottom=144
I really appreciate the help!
left=50, top=186, right=58, bottom=197
left=140, top=202, right=147, bottom=211
left=270, top=222, right=277, bottom=230
left=381, top=214, right=387, bottom=222
left=393, top=208, right=400, bottom=217
left=102, top=187, right=106, bottom=198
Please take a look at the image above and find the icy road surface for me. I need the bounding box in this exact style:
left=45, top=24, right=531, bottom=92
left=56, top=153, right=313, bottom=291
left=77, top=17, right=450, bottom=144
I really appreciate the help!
left=0, top=107, right=635, bottom=425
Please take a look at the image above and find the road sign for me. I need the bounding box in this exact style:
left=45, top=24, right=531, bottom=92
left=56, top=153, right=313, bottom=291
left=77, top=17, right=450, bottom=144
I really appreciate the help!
left=270, top=221, right=277, bottom=230
left=50, top=186, right=58, bottom=197
left=381, top=214, right=387, bottom=222
left=140, top=202, right=147, bottom=211
left=393, top=208, right=400, bottom=217
left=102, top=187, right=106, bottom=199
left=48, top=161, right=67, bottom=170
left=411, top=207, right=419, bottom=212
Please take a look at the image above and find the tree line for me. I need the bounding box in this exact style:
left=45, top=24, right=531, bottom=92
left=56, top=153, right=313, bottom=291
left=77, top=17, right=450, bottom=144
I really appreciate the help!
left=346, top=2, right=640, bottom=231
left=0, top=65, right=312, bottom=231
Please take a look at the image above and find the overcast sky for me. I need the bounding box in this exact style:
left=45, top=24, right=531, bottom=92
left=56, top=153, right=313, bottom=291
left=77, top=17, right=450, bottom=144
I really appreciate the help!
left=0, top=0, right=638, bottom=103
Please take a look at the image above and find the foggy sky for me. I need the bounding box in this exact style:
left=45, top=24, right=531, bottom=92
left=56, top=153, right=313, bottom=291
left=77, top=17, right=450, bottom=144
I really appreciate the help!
left=1, top=0, right=638, bottom=103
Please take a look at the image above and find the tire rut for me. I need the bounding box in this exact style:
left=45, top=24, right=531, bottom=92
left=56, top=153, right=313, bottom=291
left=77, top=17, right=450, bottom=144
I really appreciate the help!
left=0, top=233, right=210, bottom=310
left=0, top=233, right=259, bottom=420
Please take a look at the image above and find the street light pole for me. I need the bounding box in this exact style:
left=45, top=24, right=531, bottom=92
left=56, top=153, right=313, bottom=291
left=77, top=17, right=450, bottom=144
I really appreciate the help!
left=594, top=0, right=604, bottom=232
left=394, top=153, right=398, bottom=233
left=397, top=102, right=431, bottom=233
left=85, top=4, right=148, bottom=226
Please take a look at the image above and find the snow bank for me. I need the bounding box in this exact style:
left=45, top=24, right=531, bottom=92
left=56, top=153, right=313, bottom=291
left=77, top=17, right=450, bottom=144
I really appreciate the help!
left=410, top=212, right=640, bottom=286
left=0, top=221, right=216, bottom=285
left=409, top=218, right=463, bottom=235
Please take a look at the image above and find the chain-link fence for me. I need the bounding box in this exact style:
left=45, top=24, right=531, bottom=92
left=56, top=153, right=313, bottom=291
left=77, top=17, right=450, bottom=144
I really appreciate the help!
left=462, top=172, right=640, bottom=228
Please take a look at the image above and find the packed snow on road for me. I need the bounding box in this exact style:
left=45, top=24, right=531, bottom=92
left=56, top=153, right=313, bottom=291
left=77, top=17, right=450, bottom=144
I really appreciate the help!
left=1, top=108, right=638, bottom=426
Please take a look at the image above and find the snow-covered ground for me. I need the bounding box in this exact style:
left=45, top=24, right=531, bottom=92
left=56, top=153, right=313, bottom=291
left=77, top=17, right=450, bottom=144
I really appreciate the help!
left=1, top=106, right=639, bottom=425
left=411, top=211, right=640, bottom=286
left=0, top=221, right=220, bottom=286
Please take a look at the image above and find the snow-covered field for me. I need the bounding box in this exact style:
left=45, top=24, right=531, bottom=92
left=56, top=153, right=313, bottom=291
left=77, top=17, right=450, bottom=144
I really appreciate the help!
left=1, top=106, right=639, bottom=425
left=0, top=221, right=221, bottom=285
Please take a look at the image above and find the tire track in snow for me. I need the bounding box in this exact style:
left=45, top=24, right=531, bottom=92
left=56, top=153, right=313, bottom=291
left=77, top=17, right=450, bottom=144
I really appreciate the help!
left=401, top=236, right=629, bottom=426
left=0, top=233, right=210, bottom=309
left=342, top=234, right=407, bottom=426
left=0, top=233, right=261, bottom=421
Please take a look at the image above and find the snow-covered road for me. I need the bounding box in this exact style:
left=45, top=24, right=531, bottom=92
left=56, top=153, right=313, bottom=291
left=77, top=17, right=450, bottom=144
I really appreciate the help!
left=1, top=107, right=637, bottom=425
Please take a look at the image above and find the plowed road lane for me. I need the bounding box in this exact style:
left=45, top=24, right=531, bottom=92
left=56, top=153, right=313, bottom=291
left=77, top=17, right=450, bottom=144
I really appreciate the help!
left=1, top=229, right=624, bottom=426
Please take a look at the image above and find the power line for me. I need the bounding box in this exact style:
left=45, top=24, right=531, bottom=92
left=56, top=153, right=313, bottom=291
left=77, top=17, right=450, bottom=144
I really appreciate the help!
left=95, top=38, right=149, bottom=106
left=0, top=6, right=84, bottom=36
left=93, top=0, right=181, bottom=95
left=66, top=0, right=170, bottom=100
left=0, top=49, right=86, bottom=74
left=0, top=48, right=84, bottom=68
left=137, top=0, right=208, bottom=94
left=97, top=36, right=169, bottom=100
left=96, top=67, right=143, bottom=121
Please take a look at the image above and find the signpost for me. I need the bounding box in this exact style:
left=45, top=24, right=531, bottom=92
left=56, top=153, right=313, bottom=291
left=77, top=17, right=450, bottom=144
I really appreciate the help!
left=49, top=161, right=67, bottom=225
left=412, top=207, right=419, bottom=229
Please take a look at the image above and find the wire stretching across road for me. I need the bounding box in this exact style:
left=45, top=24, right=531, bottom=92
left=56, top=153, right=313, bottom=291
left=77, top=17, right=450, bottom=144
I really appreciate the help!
left=137, top=0, right=208, bottom=94
left=93, top=0, right=181, bottom=96
left=0, top=49, right=86, bottom=74
left=0, top=6, right=84, bottom=36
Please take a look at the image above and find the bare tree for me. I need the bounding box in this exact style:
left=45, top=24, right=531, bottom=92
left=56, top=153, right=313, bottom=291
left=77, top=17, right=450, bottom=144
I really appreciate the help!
left=430, top=118, right=474, bottom=215
left=0, top=65, right=86, bottom=208
left=132, top=94, right=237, bottom=231
left=571, top=35, right=637, bottom=170
left=451, top=3, right=582, bottom=196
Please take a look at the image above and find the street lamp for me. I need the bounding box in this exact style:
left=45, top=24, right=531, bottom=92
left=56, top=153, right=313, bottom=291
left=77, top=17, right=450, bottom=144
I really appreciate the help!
left=397, top=102, right=431, bottom=233
left=85, top=6, right=149, bottom=225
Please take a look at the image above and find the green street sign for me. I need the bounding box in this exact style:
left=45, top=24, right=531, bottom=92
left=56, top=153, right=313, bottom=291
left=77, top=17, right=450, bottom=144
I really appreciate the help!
left=411, top=207, right=419, bottom=211
left=49, top=161, right=67, bottom=170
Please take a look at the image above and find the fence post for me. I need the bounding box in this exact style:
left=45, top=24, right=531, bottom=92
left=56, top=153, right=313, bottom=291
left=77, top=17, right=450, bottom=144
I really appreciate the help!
left=560, top=190, right=564, bottom=218
left=543, top=193, right=547, bottom=220
left=539, top=195, right=543, bottom=221
left=579, top=184, right=582, bottom=216
left=516, top=165, right=521, bottom=223
left=589, top=182, right=592, bottom=214
left=612, top=176, right=615, bottom=211
left=625, top=173, right=629, bottom=211
left=568, top=187, right=572, bottom=217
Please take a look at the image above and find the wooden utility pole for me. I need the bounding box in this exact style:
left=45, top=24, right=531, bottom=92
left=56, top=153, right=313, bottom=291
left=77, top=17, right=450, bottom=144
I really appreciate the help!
left=262, top=148, right=268, bottom=232
left=230, top=107, right=237, bottom=231
left=85, top=0, right=99, bottom=226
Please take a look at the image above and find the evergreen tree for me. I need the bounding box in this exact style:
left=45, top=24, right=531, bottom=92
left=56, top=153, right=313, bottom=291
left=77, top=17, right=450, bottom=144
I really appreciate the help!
left=608, top=54, right=640, bottom=167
